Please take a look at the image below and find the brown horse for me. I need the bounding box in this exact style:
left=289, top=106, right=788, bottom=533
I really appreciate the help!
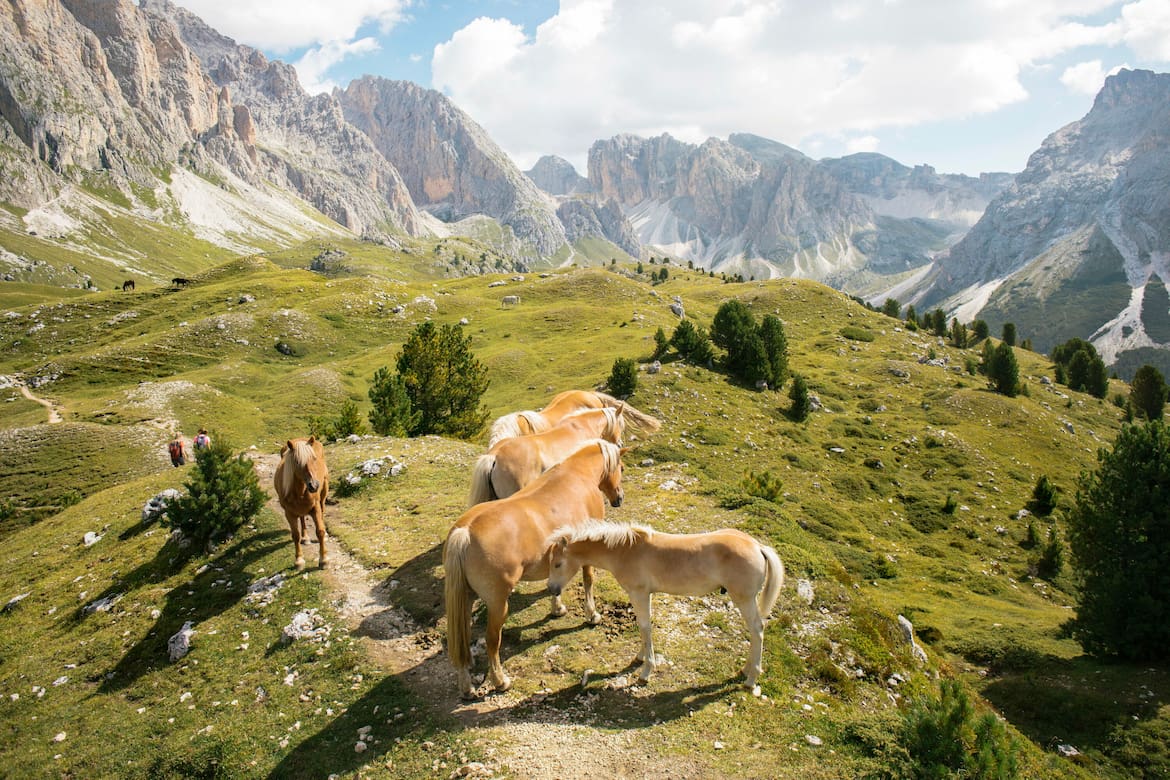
left=274, top=436, right=330, bottom=570
left=487, top=390, right=660, bottom=448
left=546, top=520, right=784, bottom=693
left=468, top=407, right=625, bottom=506
left=444, top=439, right=627, bottom=698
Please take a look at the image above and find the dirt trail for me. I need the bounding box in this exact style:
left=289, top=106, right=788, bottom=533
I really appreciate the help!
left=18, top=383, right=63, bottom=423
left=250, top=453, right=708, bottom=779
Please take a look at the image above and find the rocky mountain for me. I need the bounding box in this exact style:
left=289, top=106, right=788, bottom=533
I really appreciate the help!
left=0, top=0, right=422, bottom=265
left=336, top=77, right=567, bottom=259
left=910, top=69, right=1170, bottom=375
left=581, top=132, right=1010, bottom=287
left=525, top=155, right=592, bottom=196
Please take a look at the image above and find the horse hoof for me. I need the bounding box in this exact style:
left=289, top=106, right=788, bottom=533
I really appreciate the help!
left=490, top=674, right=512, bottom=692
left=295, top=558, right=305, bottom=571
left=587, top=612, right=602, bottom=625
left=550, top=605, right=567, bottom=618
left=750, top=684, right=762, bottom=698
left=318, top=559, right=328, bottom=569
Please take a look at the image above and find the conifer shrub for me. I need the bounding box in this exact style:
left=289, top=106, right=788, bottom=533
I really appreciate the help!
left=368, top=367, right=418, bottom=436
left=1130, top=364, right=1168, bottom=420
left=163, top=436, right=265, bottom=554
left=1030, top=475, right=1058, bottom=516
left=789, top=373, right=811, bottom=421
left=740, top=469, right=784, bottom=504
left=1037, top=526, right=1064, bottom=581
left=308, top=400, right=367, bottom=442
left=1068, top=420, right=1170, bottom=660
left=895, top=679, right=1020, bottom=779
left=607, top=357, right=638, bottom=398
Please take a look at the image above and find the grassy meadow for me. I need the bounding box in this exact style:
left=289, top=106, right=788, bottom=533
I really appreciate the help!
left=0, top=236, right=1166, bottom=778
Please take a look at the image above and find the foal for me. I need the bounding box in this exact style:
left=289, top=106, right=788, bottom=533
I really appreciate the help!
left=546, top=520, right=784, bottom=691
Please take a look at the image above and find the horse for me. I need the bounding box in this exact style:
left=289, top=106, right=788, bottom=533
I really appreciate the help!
left=171, top=277, right=190, bottom=287
left=444, top=439, right=628, bottom=699
left=468, top=407, right=625, bottom=506
left=274, top=436, right=330, bottom=570
left=487, top=389, right=660, bottom=448
left=122, top=279, right=135, bottom=291
left=546, top=520, right=784, bottom=692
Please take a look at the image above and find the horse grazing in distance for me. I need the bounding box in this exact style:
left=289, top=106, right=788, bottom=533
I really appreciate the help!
left=171, top=277, right=190, bottom=287
left=122, top=279, right=135, bottom=291
left=445, top=440, right=627, bottom=699
left=274, top=436, right=330, bottom=570
left=487, top=389, right=660, bottom=448
left=468, top=407, right=625, bottom=506
left=546, top=521, right=784, bottom=692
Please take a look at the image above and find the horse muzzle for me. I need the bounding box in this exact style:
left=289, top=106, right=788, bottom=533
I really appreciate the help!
left=609, top=492, right=624, bottom=508
left=306, top=479, right=320, bottom=493
left=547, top=582, right=563, bottom=596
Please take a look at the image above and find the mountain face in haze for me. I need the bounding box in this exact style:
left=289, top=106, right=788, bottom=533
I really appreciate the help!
left=525, top=155, right=592, bottom=196
left=579, top=132, right=1009, bottom=286
left=911, top=69, right=1170, bottom=375
left=0, top=0, right=421, bottom=251
left=336, top=77, right=568, bottom=259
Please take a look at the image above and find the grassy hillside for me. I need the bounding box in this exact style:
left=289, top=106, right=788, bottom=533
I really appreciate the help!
left=0, top=243, right=1165, bottom=778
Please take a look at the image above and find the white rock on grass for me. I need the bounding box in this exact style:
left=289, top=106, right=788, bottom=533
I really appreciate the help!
left=168, top=621, right=195, bottom=662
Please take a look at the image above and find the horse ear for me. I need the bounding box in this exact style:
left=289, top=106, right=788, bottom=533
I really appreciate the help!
left=619, top=446, right=633, bottom=456
left=307, top=435, right=316, bottom=445
left=285, top=440, right=294, bottom=453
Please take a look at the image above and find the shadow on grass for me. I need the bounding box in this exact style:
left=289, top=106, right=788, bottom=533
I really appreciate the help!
left=95, top=530, right=286, bottom=693
left=980, top=653, right=1170, bottom=753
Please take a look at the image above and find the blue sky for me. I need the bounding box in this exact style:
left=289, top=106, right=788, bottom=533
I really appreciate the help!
left=174, top=1, right=1170, bottom=176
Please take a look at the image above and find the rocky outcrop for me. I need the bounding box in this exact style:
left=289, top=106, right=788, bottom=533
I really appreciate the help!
left=525, top=155, right=592, bottom=196
left=556, top=197, right=640, bottom=256
left=145, top=0, right=421, bottom=237
left=913, top=69, right=1170, bottom=371
left=337, top=77, right=566, bottom=257
left=0, top=0, right=421, bottom=239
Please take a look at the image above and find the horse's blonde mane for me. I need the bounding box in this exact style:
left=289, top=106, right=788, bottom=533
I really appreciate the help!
left=290, top=439, right=316, bottom=468
left=277, top=438, right=321, bottom=495
left=561, top=407, right=623, bottom=442
left=549, top=519, right=652, bottom=549
left=488, top=410, right=548, bottom=448
left=597, top=439, right=622, bottom=475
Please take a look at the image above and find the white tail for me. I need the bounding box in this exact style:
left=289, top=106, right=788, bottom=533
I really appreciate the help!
left=758, top=545, right=785, bottom=618
left=467, top=454, right=498, bottom=506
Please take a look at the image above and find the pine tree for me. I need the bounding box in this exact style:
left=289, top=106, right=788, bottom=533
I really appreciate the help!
left=789, top=374, right=811, bottom=421
left=164, top=436, right=266, bottom=555
left=1001, top=322, right=1017, bottom=346
left=368, top=366, right=419, bottom=436
left=758, top=314, right=789, bottom=389
left=1068, top=420, right=1170, bottom=659
left=1031, top=475, right=1058, bottom=516
left=1131, top=364, right=1168, bottom=420
left=882, top=298, right=901, bottom=318
left=652, top=327, right=670, bottom=360
left=670, top=319, right=714, bottom=366
left=710, top=299, right=760, bottom=379
left=988, top=343, right=1019, bottom=396
left=607, top=357, right=638, bottom=398
left=396, top=321, right=490, bottom=439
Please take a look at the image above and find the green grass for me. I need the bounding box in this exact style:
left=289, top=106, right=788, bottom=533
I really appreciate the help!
left=0, top=250, right=1162, bottom=778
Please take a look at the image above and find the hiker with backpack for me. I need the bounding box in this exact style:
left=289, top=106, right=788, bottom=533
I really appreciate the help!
left=193, top=429, right=211, bottom=451
left=168, top=435, right=188, bottom=467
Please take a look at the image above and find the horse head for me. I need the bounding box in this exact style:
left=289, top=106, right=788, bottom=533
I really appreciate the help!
left=286, top=436, right=324, bottom=493
left=597, top=442, right=629, bottom=507
left=545, top=533, right=578, bottom=597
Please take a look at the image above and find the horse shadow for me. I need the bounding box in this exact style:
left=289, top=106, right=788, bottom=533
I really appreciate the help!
left=93, top=531, right=286, bottom=693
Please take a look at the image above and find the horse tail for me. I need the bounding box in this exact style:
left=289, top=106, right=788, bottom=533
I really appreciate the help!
left=444, top=526, right=474, bottom=673
left=758, top=544, right=785, bottom=619
left=593, top=391, right=661, bottom=433
left=467, top=454, right=498, bottom=506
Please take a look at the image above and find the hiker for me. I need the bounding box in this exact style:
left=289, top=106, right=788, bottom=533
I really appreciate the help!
left=168, top=436, right=188, bottom=467
left=193, top=429, right=211, bottom=451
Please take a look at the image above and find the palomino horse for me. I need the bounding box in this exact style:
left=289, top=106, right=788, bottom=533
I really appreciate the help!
left=487, top=389, right=660, bottom=448
left=274, top=436, right=330, bottom=570
left=546, top=520, right=784, bottom=692
left=444, top=440, right=628, bottom=698
left=467, top=407, right=625, bottom=506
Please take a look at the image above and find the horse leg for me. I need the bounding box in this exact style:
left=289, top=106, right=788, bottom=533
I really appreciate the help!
left=311, top=502, right=328, bottom=568
left=484, top=588, right=513, bottom=693
left=734, top=595, right=765, bottom=691
left=629, top=589, right=657, bottom=682
left=581, top=565, right=601, bottom=625
left=286, top=512, right=305, bottom=570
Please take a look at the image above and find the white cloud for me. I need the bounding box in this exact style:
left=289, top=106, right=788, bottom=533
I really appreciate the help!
left=428, top=0, right=1148, bottom=171
left=846, top=135, right=881, bottom=154
left=173, top=0, right=409, bottom=52
left=1120, top=0, right=1170, bottom=61
left=1061, top=59, right=1127, bottom=95
left=295, top=38, right=382, bottom=95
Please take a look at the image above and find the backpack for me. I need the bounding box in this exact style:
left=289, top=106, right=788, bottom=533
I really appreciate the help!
left=194, top=433, right=209, bottom=449
left=168, top=440, right=183, bottom=461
